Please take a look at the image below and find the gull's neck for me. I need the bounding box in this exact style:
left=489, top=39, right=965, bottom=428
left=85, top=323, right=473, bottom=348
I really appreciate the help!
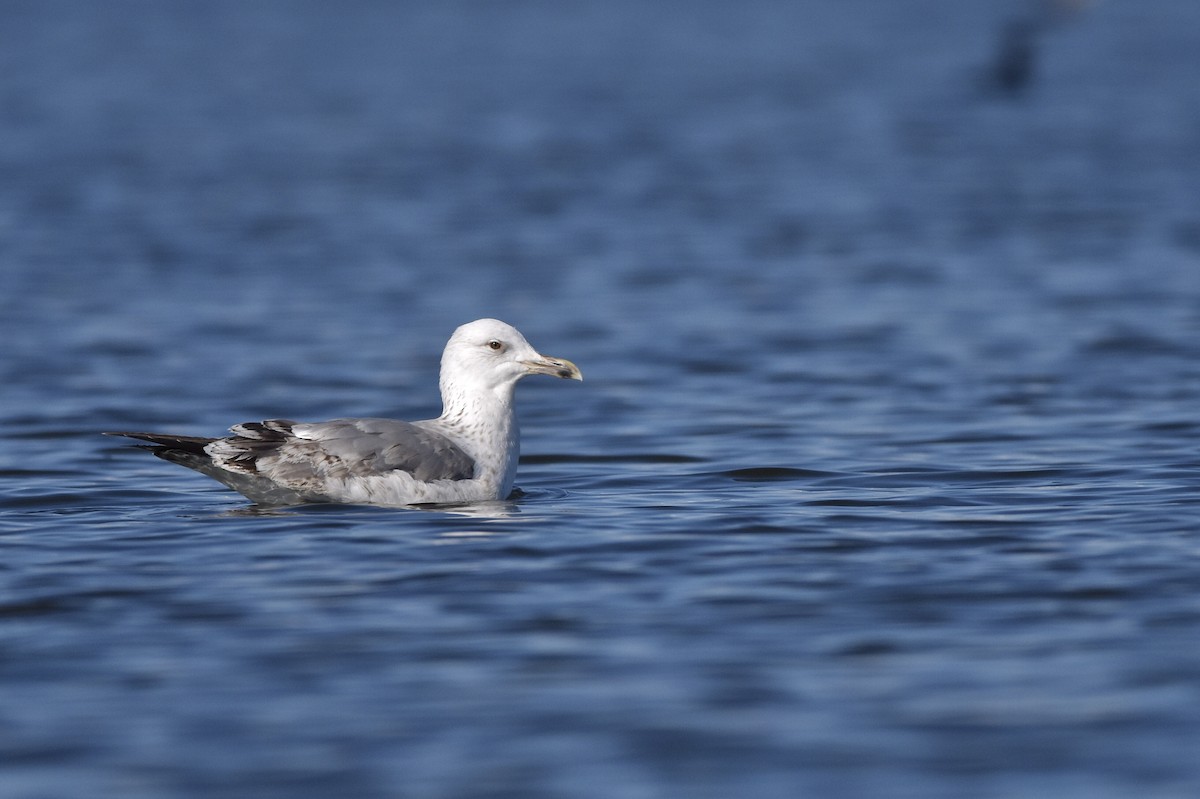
left=438, top=372, right=518, bottom=426
left=436, top=372, right=521, bottom=496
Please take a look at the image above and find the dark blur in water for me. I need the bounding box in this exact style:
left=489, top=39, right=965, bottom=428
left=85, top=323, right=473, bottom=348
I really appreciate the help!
left=3, top=2, right=1200, bottom=797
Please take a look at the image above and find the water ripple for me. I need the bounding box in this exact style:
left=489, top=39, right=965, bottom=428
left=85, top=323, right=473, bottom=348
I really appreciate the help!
left=3, top=2, right=1200, bottom=797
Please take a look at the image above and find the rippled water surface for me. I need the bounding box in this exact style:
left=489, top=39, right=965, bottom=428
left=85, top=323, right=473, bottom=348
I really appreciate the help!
left=3, top=2, right=1200, bottom=797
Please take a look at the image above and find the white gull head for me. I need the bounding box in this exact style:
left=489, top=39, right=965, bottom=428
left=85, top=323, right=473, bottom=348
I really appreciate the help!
left=438, top=318, right=582, bottom=415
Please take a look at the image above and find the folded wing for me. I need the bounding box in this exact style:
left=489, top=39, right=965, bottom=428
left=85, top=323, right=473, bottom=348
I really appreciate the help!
left=108, top=418, right=476, bottom=505
left=213, top=418, right=475, bottom=485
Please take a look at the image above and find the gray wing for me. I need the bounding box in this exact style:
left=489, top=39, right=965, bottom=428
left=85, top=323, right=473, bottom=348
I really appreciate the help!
left=274, top=418, right=475, bottom=482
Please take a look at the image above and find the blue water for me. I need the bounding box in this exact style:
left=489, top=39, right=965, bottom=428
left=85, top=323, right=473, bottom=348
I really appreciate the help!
left=3, top=2, right=1200, bottom=797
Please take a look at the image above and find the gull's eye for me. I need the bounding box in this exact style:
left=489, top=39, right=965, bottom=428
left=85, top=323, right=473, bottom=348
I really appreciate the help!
left=487, top=340, right=504, bottom=351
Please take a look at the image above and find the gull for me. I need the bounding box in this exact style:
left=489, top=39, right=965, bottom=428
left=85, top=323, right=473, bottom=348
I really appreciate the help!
left=105, top=319, right=582, bottom=507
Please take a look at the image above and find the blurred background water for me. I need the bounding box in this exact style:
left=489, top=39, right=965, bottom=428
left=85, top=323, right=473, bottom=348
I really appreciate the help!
left=2, top=1, right=1200, bottom=797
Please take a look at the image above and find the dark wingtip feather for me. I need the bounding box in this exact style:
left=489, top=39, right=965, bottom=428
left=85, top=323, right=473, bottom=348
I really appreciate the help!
left=104, top=431, right=217, bottom=455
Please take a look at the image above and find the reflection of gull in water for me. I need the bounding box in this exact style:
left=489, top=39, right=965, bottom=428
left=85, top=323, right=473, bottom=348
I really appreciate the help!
left=217, top=499, right=524, bottom=525
left=106, top=319, right=582, bottom=507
